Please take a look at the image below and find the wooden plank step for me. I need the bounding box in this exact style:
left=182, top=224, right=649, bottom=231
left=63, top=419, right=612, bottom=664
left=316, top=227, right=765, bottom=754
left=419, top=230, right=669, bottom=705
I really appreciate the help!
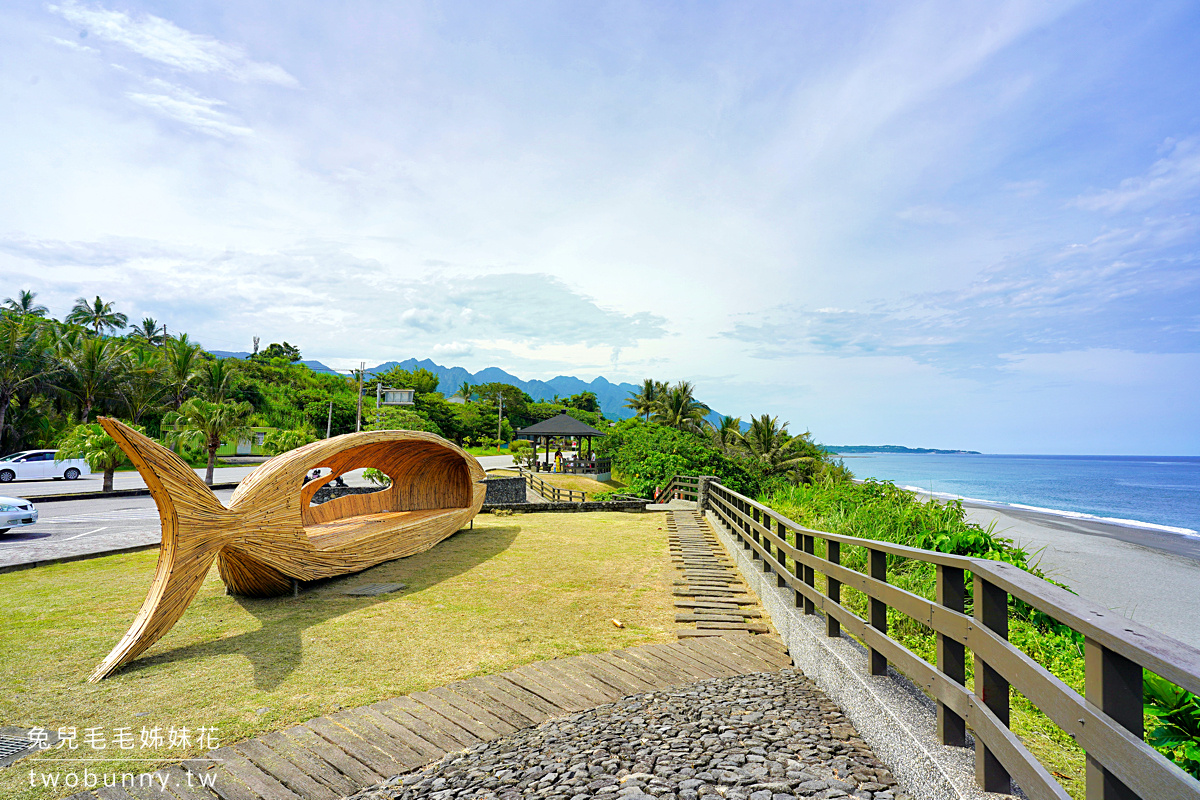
left=695, top=621, right=770, bottom=633
left=258, top=731, right=360, bottom=798
left=234, top=738, right=338, bottom=800
left=677, top=629, right=749, bottom=638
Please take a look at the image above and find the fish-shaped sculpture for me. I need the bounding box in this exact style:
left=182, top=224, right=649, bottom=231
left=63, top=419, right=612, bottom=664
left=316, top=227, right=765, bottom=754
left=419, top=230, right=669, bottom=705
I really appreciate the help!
left=90, top=417, right=485, bottom=682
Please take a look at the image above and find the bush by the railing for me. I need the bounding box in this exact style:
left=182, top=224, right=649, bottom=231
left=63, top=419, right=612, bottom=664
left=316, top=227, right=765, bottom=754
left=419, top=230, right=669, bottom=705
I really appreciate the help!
left=596, top=419, right=759, bottom=499
left=1145, top=671, right=1200, bottom=780
left=761, top=477, right=1093, bottom=792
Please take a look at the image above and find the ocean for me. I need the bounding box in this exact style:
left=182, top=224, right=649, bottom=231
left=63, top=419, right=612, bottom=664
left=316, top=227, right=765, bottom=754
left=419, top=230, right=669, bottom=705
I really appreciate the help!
left=836, top=452, right=1200, bottom=535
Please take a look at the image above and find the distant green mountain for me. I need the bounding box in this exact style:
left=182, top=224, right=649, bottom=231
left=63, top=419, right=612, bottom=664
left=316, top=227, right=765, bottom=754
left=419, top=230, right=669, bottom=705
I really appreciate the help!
left=825, top=445, right=982, bottom=455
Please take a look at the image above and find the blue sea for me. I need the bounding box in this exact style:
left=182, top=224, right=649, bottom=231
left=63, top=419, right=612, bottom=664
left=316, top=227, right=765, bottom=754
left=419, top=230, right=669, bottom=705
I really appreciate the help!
left=836, top=453, right=1200, bottom=535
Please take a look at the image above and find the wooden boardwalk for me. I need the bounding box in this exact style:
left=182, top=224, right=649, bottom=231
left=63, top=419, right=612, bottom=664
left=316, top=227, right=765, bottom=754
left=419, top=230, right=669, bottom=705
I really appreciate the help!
left=63, top=636, right=791, bottom=800
left=669, top=510, right=771, bottom=637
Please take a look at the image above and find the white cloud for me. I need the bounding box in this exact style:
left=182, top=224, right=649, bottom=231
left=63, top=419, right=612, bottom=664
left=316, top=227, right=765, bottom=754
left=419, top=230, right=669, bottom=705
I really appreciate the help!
left=48, top=1, right=297, bottom=86
left=896, top=205, right=959, bottom=225
left=49, top=35, right=97, bottom=53
left=126, top=81, right=252, bottom=138
left=1074, top=137, right=1200, bottom=213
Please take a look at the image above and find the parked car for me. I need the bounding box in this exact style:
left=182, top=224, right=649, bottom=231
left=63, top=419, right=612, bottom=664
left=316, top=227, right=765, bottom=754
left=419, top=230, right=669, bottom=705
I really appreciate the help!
left=0, top=495, right=37, bottom=533
left=0, top=450, right=91, bottom=483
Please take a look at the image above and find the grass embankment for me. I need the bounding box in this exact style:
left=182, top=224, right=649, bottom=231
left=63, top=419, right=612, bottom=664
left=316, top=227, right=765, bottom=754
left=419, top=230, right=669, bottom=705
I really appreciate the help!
left=488, top=468, right=628, bottom=498
left=0, top=512, right=674, bottom=800
left=762, top=480, right=1088, bottom=797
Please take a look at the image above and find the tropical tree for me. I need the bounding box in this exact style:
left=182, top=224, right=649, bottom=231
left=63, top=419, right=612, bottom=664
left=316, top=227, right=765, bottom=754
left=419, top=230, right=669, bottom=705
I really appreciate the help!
left=652, top=381, right=710, bottom=433
left=740, top=414, right=819, bottom=478
left=262, top=428, right=316, bottom=456
left=710, top=415, right=743, bottom=455
left=57, top=422, right=139, bottom=492
left=162, top=334, right=202, bottom=408
left=164, top=398, right=253, bottom=484
left=195, top=357, right=238, bottom=403
left=3, top=290, right=49, bottom=318
left=122, top=348, right=167, bottom=424
left=453, top=382, right=475, bottom=401
left=624, top=379, right=665, bottom=422
left=0, top=315, right=52, bottom=449
left=66, top=295, right=128, bottom=335
left=57, top=336, right=127, bottom=423
left=129, top=317, right=166, bottom=346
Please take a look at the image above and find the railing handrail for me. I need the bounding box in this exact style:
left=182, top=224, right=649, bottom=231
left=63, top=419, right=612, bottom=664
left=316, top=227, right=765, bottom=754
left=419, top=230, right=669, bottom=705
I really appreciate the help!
left=674, top=473, right=1200, bottom=800
left=517, top=467, right=587, bottom=502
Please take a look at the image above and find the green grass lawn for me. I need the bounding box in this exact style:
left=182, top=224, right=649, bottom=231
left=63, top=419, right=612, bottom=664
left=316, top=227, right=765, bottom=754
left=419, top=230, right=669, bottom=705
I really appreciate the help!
left=488, top=468, right=627, bottom=497
left=0, top=512, right=675, bottom=800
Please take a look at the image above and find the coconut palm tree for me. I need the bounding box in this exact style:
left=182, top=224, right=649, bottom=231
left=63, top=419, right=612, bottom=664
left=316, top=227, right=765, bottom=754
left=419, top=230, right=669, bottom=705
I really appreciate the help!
left=741, top=414, right=818, bottom=478
left=195, top=357, right=237, bottom=403
left=66, top=296, right=128, bottom=335
left=162, top=334, right=202, bottom=408
left=122, top=348, right=167, bottom=424
left=57, top=422, right=137, bottom=492
left=652, top=381, right=710, bottom=433
left=624, top=378, right=668, bottom=422
left=129, top=316, right=166, bottom=346
left=57, top=335, right=127, bottom=423
left=453, top=382, right=475, bottom=401
left=0, top=315, right=52, bottom=449
left=3, top=290, right=49, bottom=318
left=709, top=415, right=744, bottom=455
left=164, top=398, right=253, bottom=484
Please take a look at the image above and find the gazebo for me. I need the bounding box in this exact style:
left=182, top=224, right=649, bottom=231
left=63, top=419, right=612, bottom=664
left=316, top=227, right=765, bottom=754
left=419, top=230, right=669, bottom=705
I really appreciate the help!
left=514, top=413, right=609, bottom=478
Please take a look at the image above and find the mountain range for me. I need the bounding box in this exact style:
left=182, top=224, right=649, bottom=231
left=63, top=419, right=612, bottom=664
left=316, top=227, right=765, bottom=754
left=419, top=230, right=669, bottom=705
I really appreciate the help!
left=209, top=352, right=642, bottom=420
left=362, top=358, right=641, bottom=420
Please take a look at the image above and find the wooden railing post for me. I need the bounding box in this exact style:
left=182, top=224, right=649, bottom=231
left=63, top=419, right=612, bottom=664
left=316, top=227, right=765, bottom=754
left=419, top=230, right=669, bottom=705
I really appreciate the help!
left=1085, top=638, right=1144, bottom=800
left=802, top=534, right=816, bottom=615
left=755, top=507, right=772, bottom=575
left=974, top=574, right=1012, bottom=793
left=826, top=541, right=841, bottom=638
left=869, top=548, right=888, bottom=675
left=774, top=519, right=788, bottom=588
left=936, top=565, right=967, bottom=747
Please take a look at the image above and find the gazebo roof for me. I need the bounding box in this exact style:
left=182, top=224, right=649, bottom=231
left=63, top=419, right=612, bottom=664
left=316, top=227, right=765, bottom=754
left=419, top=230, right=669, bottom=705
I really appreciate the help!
left=515, top=413, right=606, bottom=438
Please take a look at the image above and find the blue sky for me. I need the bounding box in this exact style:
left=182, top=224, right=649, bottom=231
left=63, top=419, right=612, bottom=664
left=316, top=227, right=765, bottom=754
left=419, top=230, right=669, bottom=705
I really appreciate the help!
left=2, top=1, right=1198, bottom=454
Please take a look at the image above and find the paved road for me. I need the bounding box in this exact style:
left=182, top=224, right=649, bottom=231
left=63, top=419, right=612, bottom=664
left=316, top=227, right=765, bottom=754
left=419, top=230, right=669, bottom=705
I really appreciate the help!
left=0, top=455, right=515, bottom=570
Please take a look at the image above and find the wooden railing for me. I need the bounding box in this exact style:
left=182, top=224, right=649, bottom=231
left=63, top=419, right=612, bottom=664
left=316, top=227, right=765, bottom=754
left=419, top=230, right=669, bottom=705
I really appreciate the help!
left=520, top=468, right=588, bottom=502
left=654, top=475, right=701, bottom=503
left=671, top=474, right=1200, bottom=800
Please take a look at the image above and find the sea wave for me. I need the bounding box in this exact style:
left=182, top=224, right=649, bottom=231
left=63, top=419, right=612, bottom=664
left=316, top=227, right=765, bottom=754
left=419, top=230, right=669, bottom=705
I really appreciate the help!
left=897, top=485, right=1200, bottom=537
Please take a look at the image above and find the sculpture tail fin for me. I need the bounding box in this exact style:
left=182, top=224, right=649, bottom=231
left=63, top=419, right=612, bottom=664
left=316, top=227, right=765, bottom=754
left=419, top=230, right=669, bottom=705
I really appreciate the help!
left=91, top=418, right=236, bottom=681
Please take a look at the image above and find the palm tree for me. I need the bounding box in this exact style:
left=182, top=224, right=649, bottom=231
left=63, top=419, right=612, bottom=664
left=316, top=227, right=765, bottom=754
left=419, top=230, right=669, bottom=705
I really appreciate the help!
left=741, top=414, right=816, bottom=477
left=652, top=381, right=710, bottom=433
left=710, top=415, right=744, bottom=455
left=162, top=335, right=202, bottom=408
left=122, top=348, right=167, bottom=424
left=129, top=317, right=166, bottom=346
left=3, top=290, right=49, bottom=318
left=195, top=357, right=237, bottom=403
left=66, top=295, right=128, bottom=335
left=57, top=335, right=127, bottom=423
left=453, top=382, right=475, bottom=401
left=0, top=315, right=52, bottom=449
left=625, top=378, right=668, bottom=422
left=164, top=398, right=253, bottom=484
left=57, top=422, right=136, bottom=492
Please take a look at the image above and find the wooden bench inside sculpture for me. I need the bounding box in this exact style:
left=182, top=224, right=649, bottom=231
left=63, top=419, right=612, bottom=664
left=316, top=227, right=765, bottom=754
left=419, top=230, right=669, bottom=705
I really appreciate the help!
left=90, top=418, right=485, bottom=682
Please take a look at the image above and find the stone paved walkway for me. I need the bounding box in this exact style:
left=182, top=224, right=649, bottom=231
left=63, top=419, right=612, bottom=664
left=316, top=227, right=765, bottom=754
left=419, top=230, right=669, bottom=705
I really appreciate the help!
left=61, top=638, right=793, bottom=800
left=347, top=669, right=910, bottom=800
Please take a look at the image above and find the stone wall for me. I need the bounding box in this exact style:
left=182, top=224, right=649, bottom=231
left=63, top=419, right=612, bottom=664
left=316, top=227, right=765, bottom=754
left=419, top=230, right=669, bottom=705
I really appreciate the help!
left=484, top=476, right=526, bottom=504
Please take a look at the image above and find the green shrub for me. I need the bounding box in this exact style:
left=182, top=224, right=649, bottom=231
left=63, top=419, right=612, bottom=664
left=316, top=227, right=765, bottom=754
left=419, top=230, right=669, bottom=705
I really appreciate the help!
left=596, top=419, right=758, bottom=499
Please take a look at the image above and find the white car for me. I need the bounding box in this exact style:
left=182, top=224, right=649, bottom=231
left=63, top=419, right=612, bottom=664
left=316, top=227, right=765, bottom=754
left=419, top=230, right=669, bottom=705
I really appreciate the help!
left=0, top=450, right=91, bottom=483
left=0, top=495, right=37, bottom=534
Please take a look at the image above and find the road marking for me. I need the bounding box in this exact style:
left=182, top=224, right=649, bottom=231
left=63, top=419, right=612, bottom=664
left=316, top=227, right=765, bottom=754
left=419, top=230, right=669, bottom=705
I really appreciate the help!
left=63, top=526, right=108, bottom=541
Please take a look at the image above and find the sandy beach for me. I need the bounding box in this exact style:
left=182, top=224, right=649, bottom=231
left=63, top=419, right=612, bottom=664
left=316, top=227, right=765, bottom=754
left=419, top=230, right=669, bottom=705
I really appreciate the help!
left=963, top=502, right=1200, bottom=648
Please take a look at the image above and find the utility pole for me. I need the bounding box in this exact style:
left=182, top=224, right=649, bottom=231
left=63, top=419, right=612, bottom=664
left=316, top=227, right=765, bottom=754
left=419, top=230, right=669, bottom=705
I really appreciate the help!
left=326, top=399, right=333, bottom=439
left=496, top=391, right=504, bottom=451
left=375, top=383, right=382, bottom=430
left=355, top=361, right=365, bottom=432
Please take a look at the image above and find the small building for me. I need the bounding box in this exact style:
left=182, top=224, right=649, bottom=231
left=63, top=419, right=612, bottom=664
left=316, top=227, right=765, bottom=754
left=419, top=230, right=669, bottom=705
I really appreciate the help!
left=217, top=426, right=277, bottom=457
left=514, top=413, right=610, bottom=479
